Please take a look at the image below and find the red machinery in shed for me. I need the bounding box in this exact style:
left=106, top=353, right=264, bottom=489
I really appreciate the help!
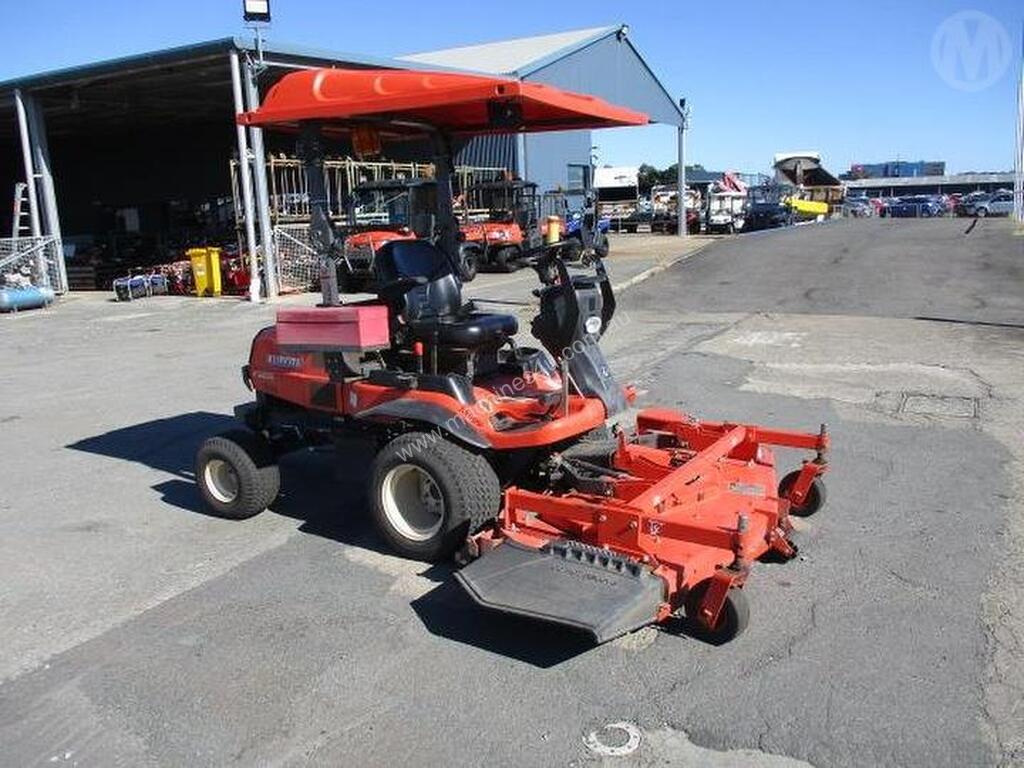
left=194, top=67, right=829, bottom=644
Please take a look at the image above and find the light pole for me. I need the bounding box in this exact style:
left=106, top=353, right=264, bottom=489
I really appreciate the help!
left=677, top=98, right=690, bottom=237
left=1014, top=22, right=1023, bottom=224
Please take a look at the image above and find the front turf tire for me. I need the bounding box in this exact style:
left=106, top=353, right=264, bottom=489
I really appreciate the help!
left=195, top=429, right=280, bottom=519
left=370, top=434, right=500, bottom=561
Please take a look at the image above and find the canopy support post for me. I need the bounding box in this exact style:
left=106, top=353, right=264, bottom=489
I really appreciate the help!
left=298, top=122, right=340, bottom=307
left=430, top=131, right=462, bottom=276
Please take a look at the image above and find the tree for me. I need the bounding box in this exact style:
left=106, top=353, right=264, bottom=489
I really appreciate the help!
left=637, top=163, right=708, bottom=193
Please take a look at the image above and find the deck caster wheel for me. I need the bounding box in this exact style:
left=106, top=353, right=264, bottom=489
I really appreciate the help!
left=195, top=429, right=280, bottom=519
left=369, top=434, right=500, bottom=562
left=778, top=471, right=827, bottom=517
left=685, top=584, right=750, bottom=645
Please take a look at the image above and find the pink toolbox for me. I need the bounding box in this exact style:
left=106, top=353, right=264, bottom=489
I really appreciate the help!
left=275, top=305, right=390, bottom=351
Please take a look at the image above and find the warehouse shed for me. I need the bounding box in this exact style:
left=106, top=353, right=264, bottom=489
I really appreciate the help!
left=0, top=38, right=419, bottom=297
left=0, top=25, right=683, bottom=298
left=404, top=25, right=685, bottom=209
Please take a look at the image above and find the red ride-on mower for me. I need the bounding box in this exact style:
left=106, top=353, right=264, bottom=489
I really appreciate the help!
left=461, top=179, right=543, bottom=272
left=194, top=68, right=830, bottom=645
left=340, top=179, right=479, bottom=291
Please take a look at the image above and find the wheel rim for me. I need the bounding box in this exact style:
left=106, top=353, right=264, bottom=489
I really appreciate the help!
left=380, top=464, right=445, bottom=542
left=204, top=458, right=239, bottom=504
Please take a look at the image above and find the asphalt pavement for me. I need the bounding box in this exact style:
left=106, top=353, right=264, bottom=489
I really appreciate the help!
left=0, top=219, right=1021, bottom=766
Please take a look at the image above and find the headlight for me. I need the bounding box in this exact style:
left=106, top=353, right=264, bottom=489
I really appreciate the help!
left=585, top=316, right=602, bottom=334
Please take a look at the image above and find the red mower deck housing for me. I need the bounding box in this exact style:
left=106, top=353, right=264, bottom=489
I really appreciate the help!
left=460, top=410, right=828, bottom=640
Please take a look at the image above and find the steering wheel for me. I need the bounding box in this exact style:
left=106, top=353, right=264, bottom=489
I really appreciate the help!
left=530, top=244, right=609, bottom=297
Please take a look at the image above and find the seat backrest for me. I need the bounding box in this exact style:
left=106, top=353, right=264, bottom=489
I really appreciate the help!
left=375, top=240, right=462, bottom=321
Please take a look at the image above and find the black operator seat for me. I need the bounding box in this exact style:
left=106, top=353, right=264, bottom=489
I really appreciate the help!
left=374, top=240, right=518, bottom=347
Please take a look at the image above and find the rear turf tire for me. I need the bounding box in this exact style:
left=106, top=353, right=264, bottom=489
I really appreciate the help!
left=195, top=429, right=280, bottom=519
left=370, top=434, right=500, bottom=561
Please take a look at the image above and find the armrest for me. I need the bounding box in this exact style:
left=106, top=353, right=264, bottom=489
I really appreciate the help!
left=380, top=275, right=427, bottom=291
left=376, top=275, right=428, bottom=304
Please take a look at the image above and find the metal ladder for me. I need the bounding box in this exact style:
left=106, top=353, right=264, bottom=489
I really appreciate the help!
left=11, top=182, right=30, bottom=239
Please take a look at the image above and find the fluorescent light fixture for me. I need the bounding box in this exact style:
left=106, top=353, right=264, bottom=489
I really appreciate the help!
left=243, top=0, right=270, bottom=22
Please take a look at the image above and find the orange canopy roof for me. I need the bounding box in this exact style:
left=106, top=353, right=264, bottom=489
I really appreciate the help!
left=238, top=68, right=649, bottom=135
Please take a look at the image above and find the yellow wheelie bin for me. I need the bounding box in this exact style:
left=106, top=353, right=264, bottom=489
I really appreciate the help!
left=188, top=247, right=222, bottom=297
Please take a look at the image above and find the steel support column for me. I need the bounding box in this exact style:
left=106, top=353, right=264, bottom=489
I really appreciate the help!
left=243, top=56, right=278, bottom=299
left=516, top=133, right=528, bottom=180
left=229, top=50, right=261, bottom=302
left=13, top=89, right=41, bottom=238
left=676, top=125, right=686, bottom=237
left=1014, top=29, right=1023, bottom=224
left=23, top=92, right=67, bottom=290
left=676, top=99, right=691, bottom=238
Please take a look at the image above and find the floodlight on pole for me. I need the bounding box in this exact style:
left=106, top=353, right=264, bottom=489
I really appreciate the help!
left=242, top=0, right=270, bottom=70
left=243, top=0, right=271, bottom=22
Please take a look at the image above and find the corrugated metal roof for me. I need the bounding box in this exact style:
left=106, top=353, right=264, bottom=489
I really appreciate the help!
left=0, top=37, right=416, bottom=95
left=401, top=26, right=619, bottom=75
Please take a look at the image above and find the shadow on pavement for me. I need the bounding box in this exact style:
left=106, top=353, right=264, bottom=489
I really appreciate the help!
left=411, top=573, right=594, bottom=668
left=68, top=411, right=235, bottom=479
left=66, top=410, right=385, bottom=548
left=68, top=411, right=594, bottom=666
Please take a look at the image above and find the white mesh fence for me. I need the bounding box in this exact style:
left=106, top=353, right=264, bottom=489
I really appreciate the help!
left=0, top=236, right=66, bottom=292
left=272, top=225, right=320, bottom=293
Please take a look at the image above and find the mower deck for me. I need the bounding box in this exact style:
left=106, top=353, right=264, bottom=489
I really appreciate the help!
left=460, top=408, right=828, bottom=641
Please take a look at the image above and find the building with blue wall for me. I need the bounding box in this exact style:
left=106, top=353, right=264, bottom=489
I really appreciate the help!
left=842, top=160, right=946, bottom=180
left=403, top=25, right=685, bottom=209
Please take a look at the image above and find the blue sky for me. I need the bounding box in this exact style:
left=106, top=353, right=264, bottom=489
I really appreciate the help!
left=1, top=0, right=1020, bottom=175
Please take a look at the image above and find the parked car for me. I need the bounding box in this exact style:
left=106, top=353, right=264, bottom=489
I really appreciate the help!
left=956, top=190, right=994, bottom=217
left=970, top=191, right=1014, bottom=217
left=744, top=185, right=793, bottom=231
left=885, top=196, right=945, bottom=218
left=842, top=197, right=873, bottom=217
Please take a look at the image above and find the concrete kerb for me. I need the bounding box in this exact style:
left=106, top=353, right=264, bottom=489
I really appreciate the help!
left=612, top=239, right=713, bottom=294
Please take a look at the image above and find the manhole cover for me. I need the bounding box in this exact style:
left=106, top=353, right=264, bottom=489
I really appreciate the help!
left=901, top=394, right=976, bottom=418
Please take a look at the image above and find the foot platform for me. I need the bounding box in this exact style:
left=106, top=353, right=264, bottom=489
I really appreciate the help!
left=455, top=540, right=665, bottom=643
